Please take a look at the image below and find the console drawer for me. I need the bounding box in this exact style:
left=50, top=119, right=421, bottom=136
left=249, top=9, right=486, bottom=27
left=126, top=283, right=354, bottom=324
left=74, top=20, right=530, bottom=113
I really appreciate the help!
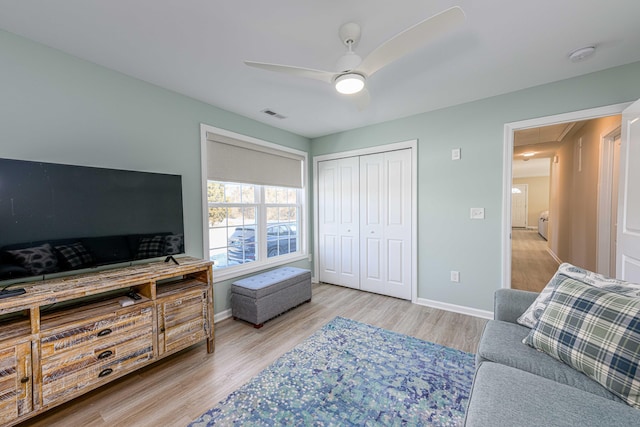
left=157, top=285, right=209, bottom=356
left=0, top=338, right=32, bottom=424
left=41, top=334, right=153, bottom=407
left=40, top=302, right=153, bottom=359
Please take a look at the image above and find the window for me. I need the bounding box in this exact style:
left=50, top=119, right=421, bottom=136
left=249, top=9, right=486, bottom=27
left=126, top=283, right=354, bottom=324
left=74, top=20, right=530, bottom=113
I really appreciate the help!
left=201, top=125, right=307, bottom=278
left=207, top=181, right=301, bottom=270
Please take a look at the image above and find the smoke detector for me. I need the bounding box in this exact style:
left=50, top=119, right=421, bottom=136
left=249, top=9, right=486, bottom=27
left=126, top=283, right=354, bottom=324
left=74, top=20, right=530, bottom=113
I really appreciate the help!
left=568, top=46, right=596, bottom=62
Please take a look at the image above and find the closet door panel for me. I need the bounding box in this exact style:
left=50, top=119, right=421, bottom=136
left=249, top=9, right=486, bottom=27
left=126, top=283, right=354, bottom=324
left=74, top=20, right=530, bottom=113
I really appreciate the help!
left=384, top=150, right=413, bottom=299
left=318, top=158, right=360, bottom=288
left=360, top=150, right=412, bottom=299
left=360, top=154, right=385, bottom=294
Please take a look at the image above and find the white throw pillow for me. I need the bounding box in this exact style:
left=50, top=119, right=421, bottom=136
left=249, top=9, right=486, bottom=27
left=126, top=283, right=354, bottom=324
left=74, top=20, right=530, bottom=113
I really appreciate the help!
left=517, top=262, right=640, bottom=328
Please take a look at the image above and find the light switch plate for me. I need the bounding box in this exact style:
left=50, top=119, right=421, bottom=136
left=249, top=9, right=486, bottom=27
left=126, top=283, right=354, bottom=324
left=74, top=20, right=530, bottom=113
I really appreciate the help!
left=451, top=148, right=461, bottom=160
left=470, top=208, right=485, bottom=219
left=450, top=271, right=460, bottom=282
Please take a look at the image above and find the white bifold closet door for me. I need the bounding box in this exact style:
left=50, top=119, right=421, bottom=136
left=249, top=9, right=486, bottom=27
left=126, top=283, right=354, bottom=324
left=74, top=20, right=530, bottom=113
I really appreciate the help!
left=318, top=149, right=412, bottom=300
left=318, top=156, right=360, bottom=289
left=359, top=150, right=412, bottom=299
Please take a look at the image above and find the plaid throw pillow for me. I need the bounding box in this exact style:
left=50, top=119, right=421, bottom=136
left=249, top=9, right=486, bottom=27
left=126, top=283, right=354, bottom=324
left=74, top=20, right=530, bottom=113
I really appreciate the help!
left=524, top=277, right=640, bottom=408
left=517, top=262, right=640, bottom=328
left=135, top=235, right=165, bottom=259
left=55, top=242, right=94, bottom=268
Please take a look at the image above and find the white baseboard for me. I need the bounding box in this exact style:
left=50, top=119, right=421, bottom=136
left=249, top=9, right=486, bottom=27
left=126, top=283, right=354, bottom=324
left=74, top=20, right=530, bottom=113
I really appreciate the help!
left=415, top=298, right=493, bottom=320
left=546, top=248, right=562, bottom=265
left=214, top=309, right=232, bottom=323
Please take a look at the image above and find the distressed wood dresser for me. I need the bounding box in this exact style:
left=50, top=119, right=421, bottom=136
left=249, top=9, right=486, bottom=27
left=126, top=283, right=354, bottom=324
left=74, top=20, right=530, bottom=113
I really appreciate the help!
left=0, top=257, right=213, bottom=426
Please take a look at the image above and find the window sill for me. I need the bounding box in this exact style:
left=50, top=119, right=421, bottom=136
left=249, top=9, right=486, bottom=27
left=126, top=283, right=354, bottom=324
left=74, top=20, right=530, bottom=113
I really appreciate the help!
left=212, top=253, right=309, bottom=283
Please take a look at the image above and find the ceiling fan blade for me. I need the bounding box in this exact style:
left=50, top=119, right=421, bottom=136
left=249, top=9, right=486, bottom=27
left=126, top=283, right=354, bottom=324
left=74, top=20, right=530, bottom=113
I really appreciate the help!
left=353, top=87, right=370, bottom=111
left=244, top=61, right=335, bottom=84
left=357, top=6, right=465, bottom=77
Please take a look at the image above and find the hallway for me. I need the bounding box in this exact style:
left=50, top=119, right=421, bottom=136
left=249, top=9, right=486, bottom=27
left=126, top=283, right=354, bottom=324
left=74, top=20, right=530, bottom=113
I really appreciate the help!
left=511, top=229, right=559, bottom=292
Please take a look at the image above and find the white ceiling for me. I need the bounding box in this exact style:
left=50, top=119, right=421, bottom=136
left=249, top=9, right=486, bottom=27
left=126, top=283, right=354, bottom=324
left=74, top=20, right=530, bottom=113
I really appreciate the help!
left=1, top=1, right=639, bottom=139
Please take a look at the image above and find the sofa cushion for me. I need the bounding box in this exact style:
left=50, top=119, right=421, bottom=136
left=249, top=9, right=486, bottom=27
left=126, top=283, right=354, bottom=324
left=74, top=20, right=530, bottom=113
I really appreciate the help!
left=464, top=362, right=640, bottom=427
left=478, top=319, right=620, bottom=402
left=524, top=278, right=640, bottom=409
left=517, top=262, right=640, bottom=328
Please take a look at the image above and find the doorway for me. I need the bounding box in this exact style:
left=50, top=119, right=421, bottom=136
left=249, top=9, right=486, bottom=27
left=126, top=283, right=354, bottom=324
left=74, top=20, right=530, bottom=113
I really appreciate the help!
left=502, top=103, right=631, bottom=290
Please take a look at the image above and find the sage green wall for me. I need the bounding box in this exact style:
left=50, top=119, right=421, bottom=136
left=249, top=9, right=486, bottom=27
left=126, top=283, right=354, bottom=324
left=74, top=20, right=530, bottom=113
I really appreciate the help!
left=0, top=29, right=311, bottom=314
left=311, top=61, right=640, bottom=312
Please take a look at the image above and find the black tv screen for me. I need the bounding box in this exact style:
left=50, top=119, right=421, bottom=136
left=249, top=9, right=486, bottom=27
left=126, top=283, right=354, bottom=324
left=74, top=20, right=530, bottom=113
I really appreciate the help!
left=0, top=158, right=185, bottom=284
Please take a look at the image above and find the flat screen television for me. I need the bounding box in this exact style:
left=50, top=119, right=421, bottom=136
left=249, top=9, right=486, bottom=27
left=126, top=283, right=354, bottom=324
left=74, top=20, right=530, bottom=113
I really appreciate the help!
left=0, top=158, right=185, bottom=286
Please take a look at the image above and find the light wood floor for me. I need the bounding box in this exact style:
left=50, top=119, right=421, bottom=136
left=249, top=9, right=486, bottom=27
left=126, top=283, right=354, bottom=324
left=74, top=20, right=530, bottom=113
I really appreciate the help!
left=22, top=283, right=487, bottom=427
left=511, top=229, right=560, bottom=293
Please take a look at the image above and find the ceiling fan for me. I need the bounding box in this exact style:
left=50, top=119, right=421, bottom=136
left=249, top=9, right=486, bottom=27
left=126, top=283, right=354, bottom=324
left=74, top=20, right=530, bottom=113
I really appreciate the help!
left=244, top=6, right=465, bottom=109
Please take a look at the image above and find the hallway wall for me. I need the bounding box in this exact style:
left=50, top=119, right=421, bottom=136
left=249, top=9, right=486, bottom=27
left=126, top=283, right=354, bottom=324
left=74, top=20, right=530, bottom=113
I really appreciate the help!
left=550, top=115, right=621, bottom=271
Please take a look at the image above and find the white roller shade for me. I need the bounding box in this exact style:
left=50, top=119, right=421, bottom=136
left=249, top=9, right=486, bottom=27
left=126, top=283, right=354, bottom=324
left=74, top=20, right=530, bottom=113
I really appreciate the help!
left=206, top=132, right=304, bottom=188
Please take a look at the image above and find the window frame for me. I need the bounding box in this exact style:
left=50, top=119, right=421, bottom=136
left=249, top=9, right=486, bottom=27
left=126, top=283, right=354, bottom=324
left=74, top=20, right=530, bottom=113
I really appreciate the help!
left=200, top=124, right=308, bottom=282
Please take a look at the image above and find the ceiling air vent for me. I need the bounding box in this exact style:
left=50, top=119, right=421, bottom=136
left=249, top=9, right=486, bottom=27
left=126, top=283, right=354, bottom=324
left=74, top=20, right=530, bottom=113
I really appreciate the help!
left=261, top=109, right=287, bottom=120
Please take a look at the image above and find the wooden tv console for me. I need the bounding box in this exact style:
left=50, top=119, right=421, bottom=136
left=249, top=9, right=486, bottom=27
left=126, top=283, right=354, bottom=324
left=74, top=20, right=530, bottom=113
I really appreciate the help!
left=0, top=257, right=214, bottom=426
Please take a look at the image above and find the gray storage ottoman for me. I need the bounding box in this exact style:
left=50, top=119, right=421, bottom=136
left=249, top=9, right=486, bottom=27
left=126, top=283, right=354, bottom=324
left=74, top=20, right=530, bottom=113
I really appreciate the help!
left=231, top=267, right=312, bottom=328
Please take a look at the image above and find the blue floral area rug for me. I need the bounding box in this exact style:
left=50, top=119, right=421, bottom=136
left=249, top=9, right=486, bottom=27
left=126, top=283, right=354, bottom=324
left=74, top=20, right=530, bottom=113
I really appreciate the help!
left=189, top=317, right=475, bottom=426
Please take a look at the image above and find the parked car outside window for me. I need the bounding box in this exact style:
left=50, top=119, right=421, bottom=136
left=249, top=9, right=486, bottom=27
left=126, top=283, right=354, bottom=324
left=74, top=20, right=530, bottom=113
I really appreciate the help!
left=228, top=223, right=297, bottom=263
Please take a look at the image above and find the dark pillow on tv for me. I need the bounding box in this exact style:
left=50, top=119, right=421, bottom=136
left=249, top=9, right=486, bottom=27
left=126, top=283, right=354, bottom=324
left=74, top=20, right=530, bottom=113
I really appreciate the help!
left=164, top=234, right=184, bottom=255
left=6, top=243, right=58, bottom=276
left=0, top=263, right=30, bottom=280
left=135, top=236, right=165, bottom=259
left=55, top=242, right=95, bottom=269
left=82, top=236, right=132, bottom=264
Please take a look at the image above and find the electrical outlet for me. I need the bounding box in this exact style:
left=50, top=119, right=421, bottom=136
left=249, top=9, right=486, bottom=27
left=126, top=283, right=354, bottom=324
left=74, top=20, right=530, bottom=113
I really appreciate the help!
left=450, top=271, right=460, bottom=283
left=451, top=148, right=461, bottom=160
left=470, top=208, right=485, bottom=219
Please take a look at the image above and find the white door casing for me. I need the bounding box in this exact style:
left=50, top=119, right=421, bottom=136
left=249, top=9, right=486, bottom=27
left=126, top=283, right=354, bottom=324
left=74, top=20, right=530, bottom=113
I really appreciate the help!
left=617, top=98, right=640, bottom=282
left=597, top=126, right=622, bottom=277
left=610, top=137, right=621, bottom=277
left=318, top=157, right=360, bottom=288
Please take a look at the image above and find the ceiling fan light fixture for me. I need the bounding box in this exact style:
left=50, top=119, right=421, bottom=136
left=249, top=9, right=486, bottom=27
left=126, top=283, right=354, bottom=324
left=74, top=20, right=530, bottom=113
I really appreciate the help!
left=334, top=73, right=365, bottom=95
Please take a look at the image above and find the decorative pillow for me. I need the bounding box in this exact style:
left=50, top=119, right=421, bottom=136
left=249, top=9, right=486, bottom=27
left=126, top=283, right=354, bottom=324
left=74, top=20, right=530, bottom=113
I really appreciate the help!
left=54, top=242, right=94, bottom=269
left=517, top=262, right=640, bottom=328
left=6, top=243, right=58, bottom=275
left=164, top=234, right=184, bottom=255
left=135, top=236, right=165, bottom=259
left=523, top=278, right=640, bottom=408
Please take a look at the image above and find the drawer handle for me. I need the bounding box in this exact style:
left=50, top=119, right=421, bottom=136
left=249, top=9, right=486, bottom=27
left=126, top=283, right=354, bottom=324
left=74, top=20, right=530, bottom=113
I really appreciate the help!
left=98, top=368, right=113, bottom=378
left=160, top=327, right=165, bottom=333
left=98, top=350, right=113, bottom=360
left=20, top=377, right=29, bottom=384
left=97, top=328, right=112, bottom=337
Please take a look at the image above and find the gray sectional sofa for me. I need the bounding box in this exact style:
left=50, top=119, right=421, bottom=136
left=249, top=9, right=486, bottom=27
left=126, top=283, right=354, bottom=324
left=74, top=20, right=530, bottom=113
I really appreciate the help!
left=464, top=288, right=639, bottom=426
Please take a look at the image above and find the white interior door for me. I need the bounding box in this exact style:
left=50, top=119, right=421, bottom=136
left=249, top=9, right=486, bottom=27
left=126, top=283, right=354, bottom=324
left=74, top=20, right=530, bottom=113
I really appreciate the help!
left=511, top=184, right=528, bottom=228
left=360, top=149, right=412, bottom=300
left=617, top=98, right=640, bottom=282
left=318, top=158, right=360, bottom=288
